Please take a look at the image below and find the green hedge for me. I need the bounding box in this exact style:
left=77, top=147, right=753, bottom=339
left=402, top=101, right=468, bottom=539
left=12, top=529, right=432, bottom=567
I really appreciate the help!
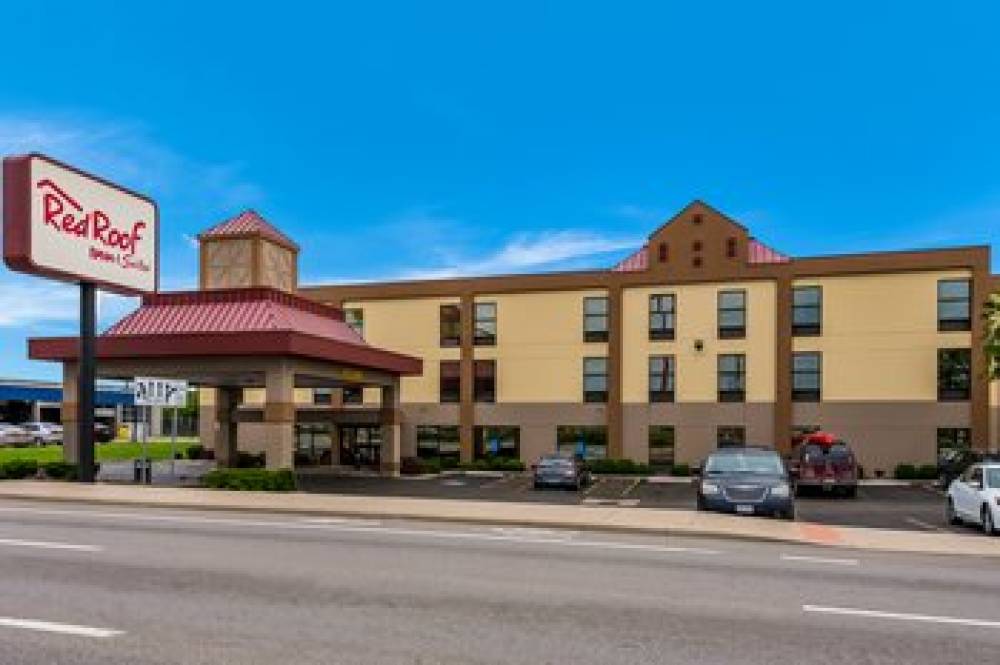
left=587, top=459, right=652, bottom=475
left=201, top=468, right=296, bottom=492
left=40, top=461, right=79, bottom=480
left=0, top=459, right=39, bottom=479
left=895, top=463, right=939, bottom=480
left=670, top=463, right=691, bottom=477
left=458, top=458, right=525, bottom=472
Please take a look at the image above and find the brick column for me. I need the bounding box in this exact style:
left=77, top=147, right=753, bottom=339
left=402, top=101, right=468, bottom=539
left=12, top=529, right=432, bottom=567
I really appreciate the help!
left=380, top=380, right=402, bottom=477
left=61, top=361, right=80, bottom=464
left=211, top=387, right=240, bottom=467
left=607, top=284, right=624, bottom=459
left=263, top=362, right=295, bottom=470
left=459, top=294, right=475, bottom=463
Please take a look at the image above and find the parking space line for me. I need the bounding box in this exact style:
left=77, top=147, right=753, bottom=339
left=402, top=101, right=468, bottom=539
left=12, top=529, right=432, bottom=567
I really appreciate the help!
left=781, top=554, right=859, bottom=566
left=621, top=478, right=642, bottom=498
left=0, top=616, right=124, bottom=638
left=904, top=517, right=944, bottom=532
left=803, top=605, right=1000, bottom=629
left=0, top=537, right=102, bottom=552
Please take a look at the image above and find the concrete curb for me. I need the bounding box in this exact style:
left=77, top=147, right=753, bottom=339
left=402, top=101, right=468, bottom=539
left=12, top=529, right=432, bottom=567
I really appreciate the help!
left=0, top=481, right=997, bottom=559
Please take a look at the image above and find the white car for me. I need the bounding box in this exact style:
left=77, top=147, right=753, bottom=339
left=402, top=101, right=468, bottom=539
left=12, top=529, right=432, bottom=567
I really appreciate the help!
left=20, top=422, right=63, bottom=445
left=0, top=423, right=32, bottom=447
left=946, top=463, right=1000, bottom=535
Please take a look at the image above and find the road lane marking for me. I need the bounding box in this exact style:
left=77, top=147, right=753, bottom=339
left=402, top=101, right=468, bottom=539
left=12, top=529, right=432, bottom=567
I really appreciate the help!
left=904, top=517, right=944, bottom=532
left=0, top=617, right=123, bottom=638
left=781, top=554, right=859, bottom=566
left=0, top=505, right=720, bottom=556
left=803, top=605, right=1000, bottom=629
left=0, top=538, right=102, bottom=552
left=300, top=517, right=382, bottom=527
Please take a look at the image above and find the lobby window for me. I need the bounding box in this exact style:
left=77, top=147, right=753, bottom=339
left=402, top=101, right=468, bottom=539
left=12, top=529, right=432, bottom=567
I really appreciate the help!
left=440, top=360, right=461, bottom=403
left=649, top=355, right=675, bottom=403
left=313, top=388, right=333, bottom=406
left=556, top=426, right=607, bottom=460
left=440, top=304, right=461, bottom=347
left=792, top=286, right=822, bottom=336
left=649, top=294, right=676, bottom=340
left=792, top=352, right=821, bottom=402
left=937, top=279, right=971, bottom=331
left=649, top=426, right=675, bottom=468
left=718, top=290, right=746, bottom=339
left=344, top=308, right=364, bottom=338
left=937, top=348, right=971, bottom=401
left=937, top=428, right=971, bottom=458
left=583, top=357, right=608, bottom=403
left=342, top=385, right=363, bottom=405
left=474, top=302, right=497, bottom=346
left=583, top=296, right=609, bottom=342
left=475, top=426, right=520, bottom=460
left=717, top=426, right=746, bottom=448
left=416, top=426, right=460, bottom=460
left=474, top=359, right=496, bottom=403
left=717, top=354, right=746, bottom=402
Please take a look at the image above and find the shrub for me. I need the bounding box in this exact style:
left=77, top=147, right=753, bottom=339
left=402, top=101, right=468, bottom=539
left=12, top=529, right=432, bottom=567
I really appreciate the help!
left=670, top=463, right=691, bottom=477
left=186, top=444, right=204, bottom=460
left=458, top=458, right=525, bottom=472
left=894, top=463, right=917, bottom=480
left=40, top=461, right=78, bottom=480
left=202, top=468, right=296, bottom=492
left=916, top=464, right=939, bottom=480
left=0, top=459, right=39, bottom=480
left=587, top=459, right=652, bottom=475
left=235, top=451, right=266, bottom=469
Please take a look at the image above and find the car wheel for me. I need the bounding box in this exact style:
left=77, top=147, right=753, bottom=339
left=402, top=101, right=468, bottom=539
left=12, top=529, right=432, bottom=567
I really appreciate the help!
left=946, top=498, right=962, bottom=526
left=845, top=486, right=858, bottom=499
left=983, top=507, right=998, bottom=536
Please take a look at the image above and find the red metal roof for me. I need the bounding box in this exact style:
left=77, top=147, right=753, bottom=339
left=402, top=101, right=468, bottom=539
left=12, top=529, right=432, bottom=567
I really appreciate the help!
left=611, top=245, right=648, bottom=272
left=748, top=239, right=791, bottom=265
left=29, top=288, right=421, bottom=375
left=199, top=210, right=299, bottom=251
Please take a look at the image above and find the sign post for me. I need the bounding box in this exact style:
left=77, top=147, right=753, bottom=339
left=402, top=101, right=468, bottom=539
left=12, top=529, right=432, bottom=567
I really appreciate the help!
left=134, top=377, right=187, bottom=485
left=3, top=153, right=158, bottom=483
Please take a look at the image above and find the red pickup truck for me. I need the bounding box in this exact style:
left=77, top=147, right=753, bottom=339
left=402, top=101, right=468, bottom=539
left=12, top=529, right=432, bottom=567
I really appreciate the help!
left=787, top=431, right=859, bottom=498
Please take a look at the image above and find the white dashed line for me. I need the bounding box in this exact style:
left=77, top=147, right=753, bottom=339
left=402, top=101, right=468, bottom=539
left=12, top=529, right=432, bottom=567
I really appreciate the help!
left=0, top=538, right=102, bottom=552
left=781, top=554, right=859, bottom=566
left=803, top=605, right=1000, bottom=629
left=0, top=616, right=124, bottom=638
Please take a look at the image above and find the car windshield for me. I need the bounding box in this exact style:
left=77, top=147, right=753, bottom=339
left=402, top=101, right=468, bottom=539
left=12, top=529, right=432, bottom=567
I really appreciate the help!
left=986, top=468, right=1000, bottom=489
left=705, top=453, right=784, bottom=476
left=827, top=444, right=852, bottom=460
left=538, top=458, right=573, bottom=468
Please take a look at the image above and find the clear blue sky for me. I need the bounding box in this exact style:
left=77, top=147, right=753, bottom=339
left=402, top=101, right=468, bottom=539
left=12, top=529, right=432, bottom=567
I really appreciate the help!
left=1, top=1, right=999, bottom=379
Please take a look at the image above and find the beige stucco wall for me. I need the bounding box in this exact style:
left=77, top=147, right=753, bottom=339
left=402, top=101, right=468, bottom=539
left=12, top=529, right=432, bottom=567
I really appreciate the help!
left=343, top=297, right=460, bottom=403
left=621, top=281, right=776, bottom=403
left=241, top=388, right=314, bottom=405
left=991, top=380, right=999, bottom=452
left=472, top=289, right=608, bottom=402
left=792, top=270, right=972, bottom=401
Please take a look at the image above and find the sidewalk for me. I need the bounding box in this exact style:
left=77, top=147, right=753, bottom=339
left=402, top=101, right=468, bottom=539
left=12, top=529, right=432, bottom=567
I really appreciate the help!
left=0, top=480, right=996, bottom=558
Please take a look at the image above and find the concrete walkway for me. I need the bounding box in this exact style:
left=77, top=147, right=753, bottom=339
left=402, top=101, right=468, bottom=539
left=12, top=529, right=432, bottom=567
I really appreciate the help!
left=0, top=480, right=996, bottom=558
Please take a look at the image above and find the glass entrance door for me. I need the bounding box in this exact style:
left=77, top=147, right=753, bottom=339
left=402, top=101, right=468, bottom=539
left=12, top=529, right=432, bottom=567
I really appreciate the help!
left=339, top=426, right=383, bottom=468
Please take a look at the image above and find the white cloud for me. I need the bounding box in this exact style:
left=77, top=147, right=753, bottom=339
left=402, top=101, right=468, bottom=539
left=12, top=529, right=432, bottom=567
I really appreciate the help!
left=399, top=230, right=641, bottom=280
left=0, top=281, right=79, bottom=327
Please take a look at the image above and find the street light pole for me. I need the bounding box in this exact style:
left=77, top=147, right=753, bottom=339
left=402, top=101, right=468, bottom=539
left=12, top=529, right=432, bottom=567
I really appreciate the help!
left=78, top=282, right=96, bottom=483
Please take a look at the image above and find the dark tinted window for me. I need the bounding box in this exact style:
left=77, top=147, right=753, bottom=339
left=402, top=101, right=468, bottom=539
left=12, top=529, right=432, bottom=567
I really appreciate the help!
left=937, top=279, right=971, bottom=331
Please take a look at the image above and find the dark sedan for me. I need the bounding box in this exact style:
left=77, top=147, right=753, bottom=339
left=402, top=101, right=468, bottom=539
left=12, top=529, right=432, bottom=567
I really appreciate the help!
left=533, top=455, right=591, bottom=490
left=696, top=447, right=795, bottom=520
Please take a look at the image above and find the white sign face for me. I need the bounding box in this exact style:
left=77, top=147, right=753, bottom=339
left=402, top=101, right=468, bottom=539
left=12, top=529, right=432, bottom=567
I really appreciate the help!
left=134, top=377, right=188, bottom=407
left=3, top=153, right=158, bottom=294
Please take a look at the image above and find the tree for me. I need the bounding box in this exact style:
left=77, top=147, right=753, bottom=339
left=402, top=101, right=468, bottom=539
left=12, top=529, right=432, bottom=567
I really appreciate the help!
left=986, top=292, right=1000, bottom=381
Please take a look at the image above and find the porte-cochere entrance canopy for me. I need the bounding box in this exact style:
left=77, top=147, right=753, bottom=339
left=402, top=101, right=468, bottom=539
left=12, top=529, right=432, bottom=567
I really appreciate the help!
left=29, top=287, right=422, bottom=472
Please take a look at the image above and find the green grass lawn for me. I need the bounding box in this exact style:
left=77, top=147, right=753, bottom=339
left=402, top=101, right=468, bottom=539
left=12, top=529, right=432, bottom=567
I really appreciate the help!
left=0, top=438, right=200, bottom=464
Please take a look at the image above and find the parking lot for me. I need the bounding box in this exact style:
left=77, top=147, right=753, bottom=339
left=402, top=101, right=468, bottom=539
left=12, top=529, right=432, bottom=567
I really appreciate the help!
left=296, top=472, right=979, bottom=536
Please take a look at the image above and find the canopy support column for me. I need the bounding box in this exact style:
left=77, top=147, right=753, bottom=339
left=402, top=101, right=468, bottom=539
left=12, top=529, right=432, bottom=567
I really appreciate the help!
left=61, top=361, right=81, bottom=464
left=380, top=379, right=401, bottom=477
left=264, top=361, right=295, bottom=470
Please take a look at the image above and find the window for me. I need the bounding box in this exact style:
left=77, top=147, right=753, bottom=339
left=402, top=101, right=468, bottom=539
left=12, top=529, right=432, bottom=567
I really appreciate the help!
left=792, top=352, right=821, bottom=402
left=649, top=294, right=676, bottom=340
left=938, top=279, right=971, bottom=331
left=556, top=426, right=607, bottom=460
left=717, top=426, right=746, bottom=448
left=583, top=296, right=609, bottom=342
left=344, top=308, right=364, bottom=338
left=648, top=426, right=675, bottom=468
left=649, top=356, right=675, bottom=403
left=342, top=386, right=363, bottom=405
left=440, top=360, right=461, bottom=403
left=474, top=359, right=496, bottom=403
left=440, top=304, right=461, bottom=347
left=313, top=388, right=333, bottom=406
left=416, top=426, right=460, bottom=460
left=792, top=286, right=822, bottom=336
left=474, top=302, right=497, bottom=346
left=583, top=357, right=608, bottom=403
left=937, top=348, right=971, bottom=401
left=474, top=426, right=520, bottom=459
left=717, top=354, right=746, bottom=402
left=718, top=290, right=746, bottom=338
left=726, top=237, right=737, bottom=258
left=937, top=428, right=971, bottom=458
left=658, top=242, right=668, bottom=263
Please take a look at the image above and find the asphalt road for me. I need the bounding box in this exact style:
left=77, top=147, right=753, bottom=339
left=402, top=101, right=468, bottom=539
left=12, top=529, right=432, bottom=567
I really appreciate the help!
left=298, top=473, right=967, bottom=534
left=0, top=498, right=997, bottom=664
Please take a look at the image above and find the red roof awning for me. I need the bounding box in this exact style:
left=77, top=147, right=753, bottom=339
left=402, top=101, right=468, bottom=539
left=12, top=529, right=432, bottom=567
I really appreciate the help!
left=29, top=287, right=421, bottom=376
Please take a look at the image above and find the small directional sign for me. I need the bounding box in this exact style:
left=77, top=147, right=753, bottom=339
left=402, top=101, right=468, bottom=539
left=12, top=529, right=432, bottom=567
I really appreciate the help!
left=134, top=377, right=188, bottom=407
